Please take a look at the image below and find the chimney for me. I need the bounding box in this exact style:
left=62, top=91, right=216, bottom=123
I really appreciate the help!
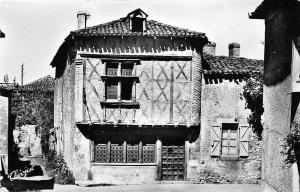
left=228, top=42, right=240, bottom=57
left=77, top=10, right=90, bottom=30
left=203, top=41, right=216, bottom=56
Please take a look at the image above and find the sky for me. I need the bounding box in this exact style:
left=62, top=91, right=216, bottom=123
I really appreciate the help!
left=0, top=0, right=264, bottom=84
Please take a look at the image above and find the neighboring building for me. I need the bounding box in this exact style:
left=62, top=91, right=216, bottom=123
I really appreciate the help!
left=250, top=0, right=300, bottom=192
left=50, top=9, right=262, bottom=184
left=21, top=75, right=54, bottom=93
left=0, top=88, right=11, bottom=176
left=0, top=29, right=5, bottom=38
left=193, top=43, right=263, bottom=184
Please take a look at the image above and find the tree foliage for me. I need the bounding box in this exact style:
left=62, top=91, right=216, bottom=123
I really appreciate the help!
left=282, top=123, right=300, bottom=165
left=10, top=90, right=54, bottom=155
left=242, top=73, right=264, bottom=139
left=10, top=89, right=75, bottom=184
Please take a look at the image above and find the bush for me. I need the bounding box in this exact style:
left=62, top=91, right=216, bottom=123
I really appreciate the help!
left=282, top=123, right=300, bottom=165
left=44, top=151, right=75, bottom=185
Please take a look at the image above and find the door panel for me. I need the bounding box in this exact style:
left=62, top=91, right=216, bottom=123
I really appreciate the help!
left=162, top=145, right=184, bottom=181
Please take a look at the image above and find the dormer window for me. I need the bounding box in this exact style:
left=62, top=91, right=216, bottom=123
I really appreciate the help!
left=127, top=8, right=148, bottom=32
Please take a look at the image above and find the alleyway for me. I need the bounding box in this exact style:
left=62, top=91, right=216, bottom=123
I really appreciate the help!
left=42, top=184, right=263, bottom=192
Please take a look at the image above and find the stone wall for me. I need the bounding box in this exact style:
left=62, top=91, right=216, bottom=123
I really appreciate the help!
left=91, top=165, right=157, bottom=184
left=261, top=9, right=293, bottom=192
left=187, top=79, right=262, bottom=184
left=0, top=95, right=8, bottom=173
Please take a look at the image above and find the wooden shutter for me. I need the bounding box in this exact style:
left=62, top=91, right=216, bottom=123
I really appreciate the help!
left=239, top=124, right=250, bottom=157
left=211, top=125, right=221, bottom=157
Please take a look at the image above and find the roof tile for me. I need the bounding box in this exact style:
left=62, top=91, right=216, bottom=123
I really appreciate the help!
left=203, top=54, right=263, bottom=77
left=22, top=75, right=54, bottom=92
left=72, top=17, right=206, bottom=39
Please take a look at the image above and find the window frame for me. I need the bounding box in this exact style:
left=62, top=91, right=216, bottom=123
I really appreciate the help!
left=220, top=123, right=239, bottom=158
left=101, top=59, right=139, bottom=103
left=93, top=142, right=156, bottom=164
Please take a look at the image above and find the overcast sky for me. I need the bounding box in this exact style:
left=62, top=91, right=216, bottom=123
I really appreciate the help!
left=0, top=0, right=264, bottom=84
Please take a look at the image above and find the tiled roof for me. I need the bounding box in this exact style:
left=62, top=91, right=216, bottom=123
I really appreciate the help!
left=202, top=54, right=263, bottom=77
left=250, top=0, right=300, bottom=19
left=51, top=9, right=208, bottom=68
left=72, top=17, right=206, bottom=39
left=22, top=75, right=54, bottom=92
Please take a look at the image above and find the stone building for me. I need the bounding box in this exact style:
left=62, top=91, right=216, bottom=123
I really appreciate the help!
left=50, top=9, right=262, bottom=184
left=250, top=0, right=300, bottom=191
left=0, top=88, right=10, bottom=176
left=191, top=43, right=263, bottom=184
left=0, top=29, right=5, bottom=38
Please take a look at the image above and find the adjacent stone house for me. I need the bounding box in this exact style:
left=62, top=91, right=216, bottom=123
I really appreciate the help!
left=189, top=43, right=263, bottom=184
left=250, top=0, right=300, bottom=191
left=50, top=9, right=262, bottom=184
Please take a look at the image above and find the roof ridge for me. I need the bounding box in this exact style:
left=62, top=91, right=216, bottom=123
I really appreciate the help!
left=147, top=19, right=204, bottom=34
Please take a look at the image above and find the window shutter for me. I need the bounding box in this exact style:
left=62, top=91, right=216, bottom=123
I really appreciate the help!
left=239, top=124, right=250, bottom=157
left=211, top=125, right=221, bottom=157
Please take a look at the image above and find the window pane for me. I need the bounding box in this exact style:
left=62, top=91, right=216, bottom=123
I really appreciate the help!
left=229, top=146, right=237, bottom=155
left=121, top=64, right=133, bottom=76
left=106, top=82, right=118, bottom=99
left=111, top=144, right=123, bottom=163
left=127, top=145, right=139, bottom=163
left=94, top=144, right=108, bottom=163
left=107, top=63, right=118, bottom=76
left=222, top=146, right=229, bottom=154
left=143, top=144, right=155, bottom=163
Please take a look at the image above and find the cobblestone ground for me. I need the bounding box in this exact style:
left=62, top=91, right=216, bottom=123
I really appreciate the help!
left=41, top=184, right=263, bottom=192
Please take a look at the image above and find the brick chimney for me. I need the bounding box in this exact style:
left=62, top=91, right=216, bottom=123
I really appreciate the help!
left=228, top=42, right=240, bottom=57
left=77, top=10, right=90, bottom=29
left=203, top=41, right=216, bottom=56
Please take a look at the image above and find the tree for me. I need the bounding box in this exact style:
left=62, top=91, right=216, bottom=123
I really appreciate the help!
left=242, top=73, right=263, bottom=139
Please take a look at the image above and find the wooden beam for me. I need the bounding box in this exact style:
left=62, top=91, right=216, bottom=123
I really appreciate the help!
left=107, top=141, right=111, bottom=163
left=184, top=140, right=190, bottom=181
left=139, top=141, right=143, bottom=163
left=156, top=137, right=162, bottom=181
left=79, top=53, right=193, bottom=61
left=123, top=141, right=127, bottom=163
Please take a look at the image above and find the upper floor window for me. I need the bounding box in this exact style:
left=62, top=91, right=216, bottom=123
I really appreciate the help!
left=127, top=8, right=148, bottom=33
left=211, top=123, right=250, bottom=158
left=100, top=59, right=140, bottom=109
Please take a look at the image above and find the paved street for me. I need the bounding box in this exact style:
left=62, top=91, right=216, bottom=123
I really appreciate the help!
left=42, top=184, right=263, bottom=192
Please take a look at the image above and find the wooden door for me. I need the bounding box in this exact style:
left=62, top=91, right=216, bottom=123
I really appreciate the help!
left=161, top=145, right=185, bottom=181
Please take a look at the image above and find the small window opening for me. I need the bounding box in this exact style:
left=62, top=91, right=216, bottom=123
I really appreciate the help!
left=132, top=17, right=144, bottom=32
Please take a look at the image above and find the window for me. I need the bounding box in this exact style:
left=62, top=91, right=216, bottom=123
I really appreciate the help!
left=106, top=81, right=118, bottom=100
left=100, top=59, right=140, bottom=109
left=94, top=143, right=155, bottom=163
left=221, top=123, right=238, bottom=156
left=106, top=63, right=118, bottom=76
left=131, top=17, right=144, bottom=32
left=211, top=123, right=250, bottom=158
left=127, top=8, right=148, bottom=33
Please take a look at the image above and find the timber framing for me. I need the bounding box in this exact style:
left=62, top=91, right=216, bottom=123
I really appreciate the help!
left=79, top=52, right=193, bottom=61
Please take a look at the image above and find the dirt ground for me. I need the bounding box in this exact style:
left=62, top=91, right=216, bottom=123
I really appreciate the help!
left=40, top=184, right=263, bottom=192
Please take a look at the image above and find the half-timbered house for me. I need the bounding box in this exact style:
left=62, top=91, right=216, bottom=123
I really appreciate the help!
left=51, top=9, right=207, bottom=183
left=50, top=9, right=263, bottom=184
